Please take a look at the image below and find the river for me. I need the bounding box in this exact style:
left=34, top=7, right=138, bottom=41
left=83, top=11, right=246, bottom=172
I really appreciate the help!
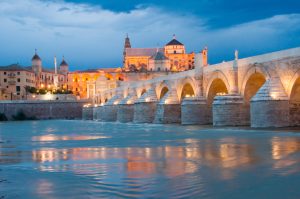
left=1, top=120, right=300, bottom=198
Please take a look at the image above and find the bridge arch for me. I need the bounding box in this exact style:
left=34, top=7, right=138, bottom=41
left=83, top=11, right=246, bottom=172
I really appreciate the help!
left=289, top=72, right=300, bottom=126
left=178, top=77, right=197, bottom=100
left=287, top=70, right=300, bottom=98
left=206, top=71, right=230, bottom=104
left=241, top=66, right=271, bottom=102
left=156, top=82, right=170, bottom=100
left=159, top=87, right=169, bottom=99
left=140, top=88, right=147, bottom=97
left=137, top=87, right=147, bottom=98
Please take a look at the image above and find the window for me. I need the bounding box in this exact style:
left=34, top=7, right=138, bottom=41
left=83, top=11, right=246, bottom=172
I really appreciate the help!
left=4, top=79, right=7, bottom=82
left=16, top=86, right=20, bottom=92
left=17, top=78, right=20, bottom=82
left=174, top=50, right=177, bottom=54
left=17, top=72, right=20, bottom=75
left=4, top=72, right=6, bottom=75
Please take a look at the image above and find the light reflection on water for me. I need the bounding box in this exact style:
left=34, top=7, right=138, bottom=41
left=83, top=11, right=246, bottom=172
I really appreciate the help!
left=32, top=134, right=110, bottom=141
left=1, top=121, right=300, bottom=198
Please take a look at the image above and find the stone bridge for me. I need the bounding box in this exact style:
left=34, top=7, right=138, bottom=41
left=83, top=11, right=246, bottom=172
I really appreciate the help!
left=89, top=47, right=300, bottom=127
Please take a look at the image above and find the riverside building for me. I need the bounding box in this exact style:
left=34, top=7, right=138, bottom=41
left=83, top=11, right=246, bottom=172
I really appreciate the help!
left=123, top=34, right=207, bottom=72
left=0, top=51, right=68, bottom=100
left=0, top=35, right=205, bottom=100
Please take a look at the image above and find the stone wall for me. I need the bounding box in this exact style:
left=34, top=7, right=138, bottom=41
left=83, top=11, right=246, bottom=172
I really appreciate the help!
left=213, top=95, right=250, bottom=126
left=133, top=102, right=157, bottom=123
left=154, top=104, right=181, bottom=124
left=181, top=98, right=211, bottom=125
left=0, top=100, right=88, bottom=120
left=82, top=107, right=93, bottom=120
left=94, top=106, right=103, bottom=121
left=290, top=101, right=300, bottom=126
left=117, top=104, right=134, bottom=123
left=251, top=100, right=290, bottom=128
left=101, top=105, right=118, bottom=121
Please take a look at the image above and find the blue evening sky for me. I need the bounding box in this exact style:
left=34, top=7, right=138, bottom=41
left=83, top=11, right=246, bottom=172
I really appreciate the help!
left=0, top=0, right=300, bottom=70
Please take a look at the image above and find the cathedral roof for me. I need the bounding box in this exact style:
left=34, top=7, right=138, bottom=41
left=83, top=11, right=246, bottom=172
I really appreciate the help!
left=166, top=39, right=184, bottom=46
left=150, top=51, right=168, bottom=61
left=60, top=59, right=68, bottom=66
left=125, top=48, right=164, bottom=57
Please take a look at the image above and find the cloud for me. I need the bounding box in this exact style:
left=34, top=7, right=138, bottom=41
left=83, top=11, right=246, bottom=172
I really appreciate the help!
left=58, top=7, right=71, bottom=12
left=0, top=0, right=299, bottom=70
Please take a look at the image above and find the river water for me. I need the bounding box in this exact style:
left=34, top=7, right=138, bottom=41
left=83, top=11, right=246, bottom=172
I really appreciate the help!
left=1, top=120, right=300, bottom=199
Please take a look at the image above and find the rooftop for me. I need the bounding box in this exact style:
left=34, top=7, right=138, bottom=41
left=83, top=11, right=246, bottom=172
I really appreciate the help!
left=126, top=48, right=164, bottom=57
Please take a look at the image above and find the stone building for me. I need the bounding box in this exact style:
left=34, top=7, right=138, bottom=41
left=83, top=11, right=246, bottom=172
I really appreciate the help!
left=0, top=51, right=68, bottom=100
left=148, top=50, right=170, bottom=72
left=123, top=35, right=200, bottom=72
left=68, top=68, right=124, bottom=99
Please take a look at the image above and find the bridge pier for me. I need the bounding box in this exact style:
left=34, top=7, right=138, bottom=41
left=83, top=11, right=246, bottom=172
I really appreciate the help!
left=100, top=95, right=122, bottom=122
left=82, top=106, right=93, bottom=120
left=101, top=105, right=118, bottom=122
left=133, top=86, right=158, bottom=123
left=213, top=95, right=250, bottom=126
left=134, top=102, right=157, bottom=123
left=94, top=106, right=103, bottom=120
left=250, top=78, right=290, bottom=127
left=118, top=104, right=134, bottom=123
left=154, top=103, right=181, bottom=124
left=154, top=85, right=181, bottom=124
left=181, top=97, right=211, bottom=125
left=92, top=106, right=98, bottom=120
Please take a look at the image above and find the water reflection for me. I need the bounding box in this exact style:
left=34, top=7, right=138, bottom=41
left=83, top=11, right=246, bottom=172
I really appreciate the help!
left=2, top=121, right=300, bottom=198
left=271, top=137, right=300, bottom=175
left=30, top=141, right=256, bottom=180
left=32, top=134, right=110, bottom=142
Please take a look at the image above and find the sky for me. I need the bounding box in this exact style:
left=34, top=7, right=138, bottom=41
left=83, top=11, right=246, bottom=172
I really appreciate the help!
left=0, top=0, right=300, bottom=70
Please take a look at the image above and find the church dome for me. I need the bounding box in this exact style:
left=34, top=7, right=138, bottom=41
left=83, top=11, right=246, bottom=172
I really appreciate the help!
left=32, top=53, right=41, bottom=61
left=151, top=51, right=168, bottom=60
left=60, top=59, right=68, bottom=66
left=166, top=39, right=183, bottom=46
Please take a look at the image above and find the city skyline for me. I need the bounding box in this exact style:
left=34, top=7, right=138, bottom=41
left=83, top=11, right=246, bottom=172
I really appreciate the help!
left=1, top=0, right=300, bottom=70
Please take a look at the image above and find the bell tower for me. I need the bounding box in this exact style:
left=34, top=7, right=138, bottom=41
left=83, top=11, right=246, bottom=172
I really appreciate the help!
left=123, top=34, right=131, bottom=66
left=32, top=49, right=42, bottom=74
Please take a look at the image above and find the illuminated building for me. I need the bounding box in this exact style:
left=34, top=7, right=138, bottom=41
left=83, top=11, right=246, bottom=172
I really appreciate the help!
left=0, top=50, right=68, bottom=100
left=123, top=34, right=205, bottom=72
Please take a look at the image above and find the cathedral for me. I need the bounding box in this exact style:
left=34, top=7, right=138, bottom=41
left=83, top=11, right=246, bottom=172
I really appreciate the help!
left=123, top=35, right=207, bottom=72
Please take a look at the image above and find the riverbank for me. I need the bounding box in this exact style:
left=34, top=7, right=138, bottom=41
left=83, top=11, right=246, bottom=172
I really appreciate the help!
left=0, top=100, right=90, bottom=120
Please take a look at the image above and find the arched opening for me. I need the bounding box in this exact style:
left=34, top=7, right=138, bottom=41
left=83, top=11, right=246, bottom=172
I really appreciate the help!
left=159, top=87, right=169, bottom=99
left=207, top=78, right=228, bottom=105
left=181, top=83, right=195, bottom=100
left=290, top=77, right=300, bottom=126
left=140, top=89, right=146, bottom=97
left=244, top=73, right=266, bottom=104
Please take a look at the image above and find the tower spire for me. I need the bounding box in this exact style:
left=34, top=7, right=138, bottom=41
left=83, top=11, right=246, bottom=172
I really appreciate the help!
left=54, top=55, right=57, bottom=74
left=123, top=34, right=131, bottom=65
left=124, top=34, right=131, bottom=49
